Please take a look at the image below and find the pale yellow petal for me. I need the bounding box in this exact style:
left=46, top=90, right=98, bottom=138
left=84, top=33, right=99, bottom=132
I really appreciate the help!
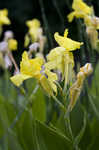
left=0, top=9, right=11, bottom=25
left=39, top=76, right=53, bottom=96
left=46, top=47, right=65, bottom=73
left=45, top=69, right=58, bottom=94
left=47, top=47, right=65, bottom=61
left=39, top=70, right=58, bottom=96
left=1, top=9, right=8, bottom=16
left=10, top=74, right=31, bottom=87
left=26, top=19, right=40, bottom=28
left=72, top=0, right=92, bottom=15
left=67, top=12, right=76, bottom=22
left=20, top=51, right=43, bottom=78
left=54, top=32, right=83, bottom=51
left=29, top=28, right=39, bottom=42
left=8, top=39, right=18, bottom=51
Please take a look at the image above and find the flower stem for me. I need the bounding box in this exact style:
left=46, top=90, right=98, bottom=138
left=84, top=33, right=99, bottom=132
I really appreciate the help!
left=52, top=95, right=66, bottom=112
left=8, top=51, right=19, bottom=72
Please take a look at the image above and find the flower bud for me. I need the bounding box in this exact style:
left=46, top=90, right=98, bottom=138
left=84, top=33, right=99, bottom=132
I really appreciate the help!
left=0, top=41, right=8, bottom=52
left=29, top=42, right=40, bottom=52
left=4, top=30, right=14, bottom=40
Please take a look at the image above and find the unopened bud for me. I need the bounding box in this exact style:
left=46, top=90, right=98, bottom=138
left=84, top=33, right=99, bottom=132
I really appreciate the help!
left=29, top=42, right=40, bottom=52
left=4, top=55, right=12, bottom=68
left=86, top=27, right=98, bottom=49
left=0, top=41, right=8, bottom=52
left=80, top=63, right=93, bottom=76
left=4, top=30, right=14, bottom=40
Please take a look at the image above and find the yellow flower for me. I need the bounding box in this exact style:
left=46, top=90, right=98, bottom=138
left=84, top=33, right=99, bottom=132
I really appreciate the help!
left=46, top=29, right=83, bottom=89
left=10, top=51, right=43, bottom=86
left=0, top=9, right=11, bottom=25
left=45, top=47, right=66, bottom=74
left=25, top=18, right=46, bottom=52
left=26, top=19, right=40, bottom=29
left=10, top=51, right=57, bottom=96
left=54, top=29, right=83, bottom=51
left=39, top=68, right=58, bottom=96
left=86, top=26, right=98, bottom=49
left=67, top=0, right=92, bottom=22
left=68, top=11, right=85, bottom=22
left=63, top=52, right=74, bottom=88
left=72, top=0, right=92, bottom=14
left=26, top=19, right=41, bottom=42
left=45, top=46, right=75, bottom=88
left=84, top=15, right=99, bottom=30
left=29, top=27, right=40, bottom=42
left=69, top=63, right=93, bottom=111
left=8, top=39, right=18, bottom=51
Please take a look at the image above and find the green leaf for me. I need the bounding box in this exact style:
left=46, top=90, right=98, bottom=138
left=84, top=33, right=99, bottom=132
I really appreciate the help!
left=8, top=133, right=23, bottom=150
left=73, top=106, right=87, bottom=148
left=16, top=110, right=34, bottom=150
left=34, top=120, right=72, bottom=150
left=25, top=78, right=46, bottom=122
left=0, top=95, right=10, bottom=137
left=32, top=87, right=46, bottom=122
left=15, top=109, right=72, bottom=150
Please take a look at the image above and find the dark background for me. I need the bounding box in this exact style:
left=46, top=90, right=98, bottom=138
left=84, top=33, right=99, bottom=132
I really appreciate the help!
left=0, top=0, right=99, bottom=65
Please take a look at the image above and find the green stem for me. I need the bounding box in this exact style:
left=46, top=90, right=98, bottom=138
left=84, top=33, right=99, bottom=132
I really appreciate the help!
left=52, top=95, right=66, bottom=112
left=88, top=94, right=99, bottom=119
left=64, top=113, right=74, bottom=142
left=63, top=63, right=69, bottom=94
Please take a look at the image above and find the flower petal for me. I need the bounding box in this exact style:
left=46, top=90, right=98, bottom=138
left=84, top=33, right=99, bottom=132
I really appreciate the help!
left=10, top=74, right=31, bottom=87
left=54, top=32, right=83, bottom=51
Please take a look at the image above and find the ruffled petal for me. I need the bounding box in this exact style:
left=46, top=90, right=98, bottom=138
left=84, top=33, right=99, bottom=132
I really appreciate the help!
left=54, top=32, right=83, bottom=51
left=10, top=74, right=31, bottom=87
left=72, top=0, right=92, bottom=15
left=20, top=51, right=43, bottom=78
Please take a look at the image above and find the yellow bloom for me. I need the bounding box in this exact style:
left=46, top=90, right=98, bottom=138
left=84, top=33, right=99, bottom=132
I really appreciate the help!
left=63, top=52, right=74, bottom=88
left=45, top=29, right=82, bottom=90
left=39, top=68, right=58, bottom=96
left=45, top=46, right=74, bottom=88
left=29, top=27, right=40, bottom=42
left=54, top=29, right=83, bottom=51
left=72, top=0, right=92, bottom=14
left=69, top=63, right=93, bottom=111
left=8, top=39, right=18, bottom=51
left=67, top=0, right=92, bottom=22
left=45, top=47, right=66, bottom=74
left=25, top=18, right=46, bottom=52
left=26, top=19, right=40, bottom=29
left=86, top=26, right=98, bottom=49
left=68, top=11, right=85, bottom=22
left=84, top=15, right=99, bottom=30
left=0, top=9, right=11, bottom=25
left=10, top=51, right=57, bottom=96
left=10, top=51, right=43, bottom=86
left=26, top=19, right=41, bottom=42
left=83, top=14, right=99, bottom=50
